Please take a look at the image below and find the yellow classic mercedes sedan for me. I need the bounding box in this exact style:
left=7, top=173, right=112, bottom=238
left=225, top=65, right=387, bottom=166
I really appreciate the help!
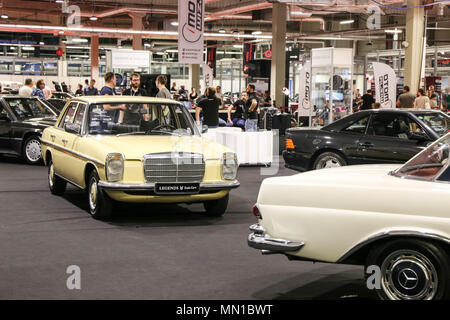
left=41, top=96, right=240, bottom=220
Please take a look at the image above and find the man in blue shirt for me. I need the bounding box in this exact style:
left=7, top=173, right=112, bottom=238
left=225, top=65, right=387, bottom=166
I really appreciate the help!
left=100, top=72, right=125, bottom=113
left=84, top=79, right=98, bottom=96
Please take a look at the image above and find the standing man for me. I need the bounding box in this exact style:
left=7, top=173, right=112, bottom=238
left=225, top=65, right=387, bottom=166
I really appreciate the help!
left=227, top=91, right=247, bottom=130
left=83, top=79, right=89, bottom=92
left=396, top=86, right=416, bottom=108
left=19, top=79, right=34, bottom=97
left=245, top=84, right=259, bottom=132
left=32, top=80, right=46, bottom=100
left=216, top=86, right=225, bottom=108
left=263, top=91, right=272, bottom=107
left=156, top=75, right=172, bottom=99
left=100, top=72, right=126, bottom=115
left=196, top=87, right=221, bottom=128
left=170, top=82, right=177, bottom=92
left=84, top=79, right=98, bottom=96
left=122, top=73, right=148, bottom=125
left=359, top=89, right=375, bottom=110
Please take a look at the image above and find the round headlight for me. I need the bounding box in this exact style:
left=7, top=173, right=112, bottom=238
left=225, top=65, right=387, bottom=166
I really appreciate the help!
left=106, top=153, right=124, bottom=182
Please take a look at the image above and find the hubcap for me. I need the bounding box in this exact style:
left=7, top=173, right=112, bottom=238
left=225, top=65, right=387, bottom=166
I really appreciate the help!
left=381, top=250, right=438, bottom=300
left=48, top=163, right=54, bottom=188
left=317, top=157, right=342, bottom=169
left=89, top=178, right=98, bottom=212
left=25, top=139, right=41, bottom=162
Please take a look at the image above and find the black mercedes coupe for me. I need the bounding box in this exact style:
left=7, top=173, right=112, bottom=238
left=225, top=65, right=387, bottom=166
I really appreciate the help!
left=0, top=96, right=59, bottom=164
left=283, top=109, right=450, bottom=172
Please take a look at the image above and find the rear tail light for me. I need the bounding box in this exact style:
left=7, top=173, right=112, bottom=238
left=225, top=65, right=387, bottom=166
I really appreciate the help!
left=252, top=204, right=262, bottom=219
left=286, top=138, right=295, bottom=150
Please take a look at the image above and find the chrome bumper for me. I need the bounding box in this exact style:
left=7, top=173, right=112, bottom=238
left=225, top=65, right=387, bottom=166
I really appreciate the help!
left=98, top=180, right=240, bottom=192
left=248, top=224, right=305, bottom=252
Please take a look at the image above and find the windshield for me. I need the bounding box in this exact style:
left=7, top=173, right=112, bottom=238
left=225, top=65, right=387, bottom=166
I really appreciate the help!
left=88, top=102, right=198, bottom=136
left=414, top=112, right=450, bottom=137
left=6, top=98, right=56, bottom=119
left=394, top=134, right=450, bottom=180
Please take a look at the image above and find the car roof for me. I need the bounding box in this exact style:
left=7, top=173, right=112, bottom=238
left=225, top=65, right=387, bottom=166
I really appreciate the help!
left=357, top=108, right=442, bottom=114
left=68, top=96, right=179, bottom=105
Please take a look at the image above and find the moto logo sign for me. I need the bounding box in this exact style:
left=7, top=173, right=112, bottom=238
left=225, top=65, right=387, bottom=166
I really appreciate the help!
left=182, top=0, right=203, bottom=43
left=366, top=5, right=381, bottom=30
left=366, top=265, right=381, bottom=290
left=66, top=265, right=81, bottom=290
left=62, top=1, right=81, bottom=28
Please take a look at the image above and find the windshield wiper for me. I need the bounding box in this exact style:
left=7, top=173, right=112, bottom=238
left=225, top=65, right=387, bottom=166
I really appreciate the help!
left=146, top=129, right=181, bottom=136
left=116, top=131, right=146, bottom=137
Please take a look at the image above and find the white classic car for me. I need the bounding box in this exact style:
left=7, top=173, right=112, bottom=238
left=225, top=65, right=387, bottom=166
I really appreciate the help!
left=249, top=133, right=450, bottom=300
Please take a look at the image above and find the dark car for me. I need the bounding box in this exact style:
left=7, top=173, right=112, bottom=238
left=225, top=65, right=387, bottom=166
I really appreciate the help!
left=0, top=96, right=58, bottom=164
left=283, top=109, right=450, bottom=172
left=46, top=98, right=67, bottom=112
left=51, top=92, right=73, bottom=100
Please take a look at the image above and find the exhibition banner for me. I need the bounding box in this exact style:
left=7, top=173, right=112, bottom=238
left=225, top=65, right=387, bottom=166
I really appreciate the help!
left=202, top=63, right=214, bottom=92
left=111, top=49, right=150, bottom=69
left=372, top=62, right=397, bottom=108
left=298, top=61, right=312, bottom=117
left=178, top=0, right=205, bottom=64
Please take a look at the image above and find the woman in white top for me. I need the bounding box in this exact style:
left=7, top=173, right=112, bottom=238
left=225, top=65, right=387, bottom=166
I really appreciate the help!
left=414, top=88, right=431, bottom=109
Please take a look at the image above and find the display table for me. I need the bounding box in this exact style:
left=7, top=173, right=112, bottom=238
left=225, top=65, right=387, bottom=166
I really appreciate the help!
left=202, top=127, right=273, bottom=166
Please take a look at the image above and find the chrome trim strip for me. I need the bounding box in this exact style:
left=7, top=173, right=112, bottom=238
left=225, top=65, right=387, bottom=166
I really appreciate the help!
left=337, top=230, right=450, bottom=263
left=54, top=172, right=85, bottom=190
left=41, top=139, right=104, bottom=166
left=248, top=232, right=305, bottom=252
left=97, top=180, right=240, bottom=191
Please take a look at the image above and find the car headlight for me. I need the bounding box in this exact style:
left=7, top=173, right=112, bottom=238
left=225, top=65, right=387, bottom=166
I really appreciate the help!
left=105, top=153, right=124, bottom=182
left=221, top=152, right=238, bottom=180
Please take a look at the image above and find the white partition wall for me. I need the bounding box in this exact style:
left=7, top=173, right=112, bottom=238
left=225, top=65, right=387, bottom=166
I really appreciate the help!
left=311, top=48, right=353, bottom=126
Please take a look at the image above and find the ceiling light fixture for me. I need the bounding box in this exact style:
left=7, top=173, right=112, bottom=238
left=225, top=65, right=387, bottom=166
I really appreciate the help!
left=72, top=38, right=88, bottom=43
left=340, top=20, right=354, bottom=25
left=252, top=31, right=262, bottom=35
left=385, top=28, right=402, bottom=34
left=219, top=29, right=226, bottom=33
left=22, top=46, right=35, bottom=51
left=90, top=16, right=98, bottom=21
left=171, top=21, right=179, bottom=26
left=1, top=15, right=8, bottom=19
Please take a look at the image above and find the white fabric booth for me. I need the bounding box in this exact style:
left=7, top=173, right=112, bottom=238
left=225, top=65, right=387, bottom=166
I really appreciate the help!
left=202, top=127, right=274, bottom=166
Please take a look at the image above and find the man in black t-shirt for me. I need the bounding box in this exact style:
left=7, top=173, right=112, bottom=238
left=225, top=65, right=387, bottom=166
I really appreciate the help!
left=195, top=87, right=221, bottom=128
left=227, top=92, right=248, bottom=129
left=359, top=89, right=375, bottom=110
left=245, top=84, right=259, bottom=132
left=122, top=73, right=149, bottom=125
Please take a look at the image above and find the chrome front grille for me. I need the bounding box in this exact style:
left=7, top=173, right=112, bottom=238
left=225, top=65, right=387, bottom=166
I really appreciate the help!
left=143, top=153, right=205, bottom=183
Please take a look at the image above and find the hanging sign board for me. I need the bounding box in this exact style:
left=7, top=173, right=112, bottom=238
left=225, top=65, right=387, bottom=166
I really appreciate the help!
left=111, top=49, right=150, bottom=69
left=298, top=61, right=312, bottom=117
left=202, top=63, right=214, bottom=92
left=178, top=0, right=205, bottom=64
left=372, top=62, right=397, bottom=109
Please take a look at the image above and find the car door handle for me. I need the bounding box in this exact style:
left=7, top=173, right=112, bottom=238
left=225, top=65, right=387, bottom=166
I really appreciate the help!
left=359, top=142, right=374, bottom=148
left=62, top=139, right=68, bottom=146
left=50, top=134, right=56, bottom=142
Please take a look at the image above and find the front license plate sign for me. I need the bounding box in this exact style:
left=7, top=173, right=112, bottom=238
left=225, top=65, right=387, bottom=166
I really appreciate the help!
left=155, top=183, right=200, bottom=194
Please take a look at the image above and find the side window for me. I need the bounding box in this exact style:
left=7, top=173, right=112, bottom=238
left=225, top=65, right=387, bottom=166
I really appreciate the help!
left=74, top=104, right=86, bottom=127
left=368, top=114, right=413, bottom=139
left=341, top=116, right=370, bottom=134
left=60, top=103, right=78, bottom=128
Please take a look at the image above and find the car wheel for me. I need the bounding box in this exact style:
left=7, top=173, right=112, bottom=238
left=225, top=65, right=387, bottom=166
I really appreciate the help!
left=366, top=239, right=450, bottom=300
left=23, top=136, right=42, bottom=165
left=88, top=170, right=113, bottom=220
left=203, top=193, right=229, bottom=217
left=48, top=160, right=66, bottom=196
left=313, top=152, right=346, bottom=170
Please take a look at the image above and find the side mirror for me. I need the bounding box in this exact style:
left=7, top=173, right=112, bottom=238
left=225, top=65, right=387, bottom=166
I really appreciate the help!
left=408, top=131, right=430, bottom=142
left=201, top=125, right=208, bottom=134
left=65, top=123, right=81, bottom=135
left=0, top=113, right=10, bottom=122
